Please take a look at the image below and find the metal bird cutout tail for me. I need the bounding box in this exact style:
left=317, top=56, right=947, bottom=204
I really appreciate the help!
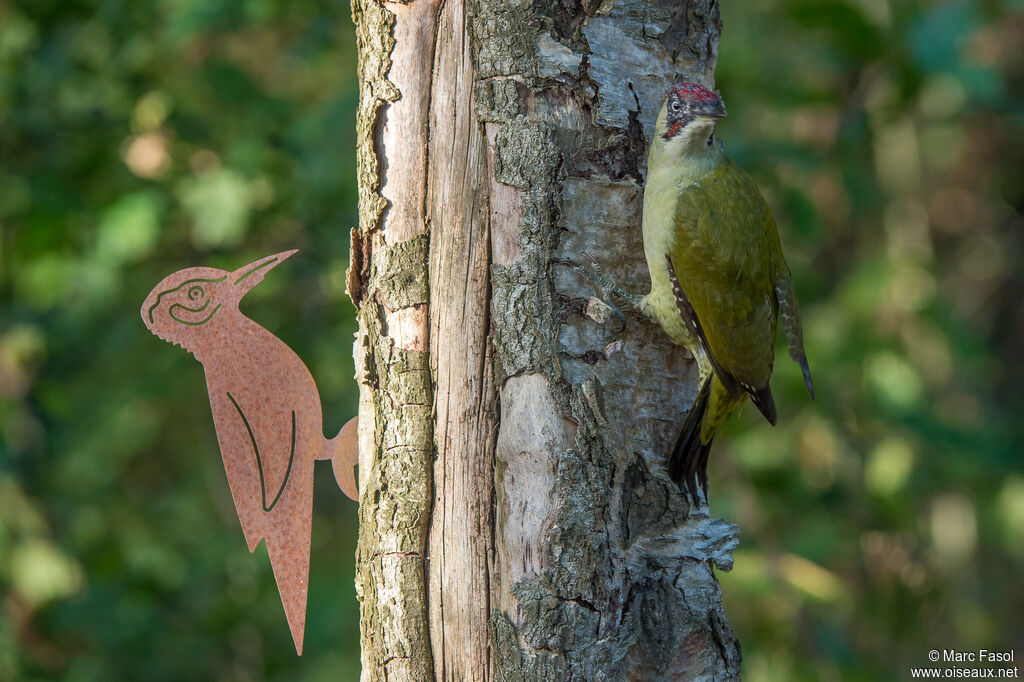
left=141, top=250, right=358, bottom=655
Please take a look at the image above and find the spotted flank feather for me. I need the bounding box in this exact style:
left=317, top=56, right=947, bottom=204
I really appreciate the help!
left=666, top=256, right=744, bottom=401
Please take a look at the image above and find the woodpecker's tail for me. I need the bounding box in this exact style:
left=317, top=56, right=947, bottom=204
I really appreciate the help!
left=319, top=416, right=358, bottom=500
left=669, top=376, right=714, bottom=506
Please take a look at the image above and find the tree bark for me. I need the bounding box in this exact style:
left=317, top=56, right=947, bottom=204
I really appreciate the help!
left=350, top=0, right=741, bottom=679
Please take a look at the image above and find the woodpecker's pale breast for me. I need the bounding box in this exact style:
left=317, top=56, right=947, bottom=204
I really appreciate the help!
left=640, top=106, right=723, bottom=354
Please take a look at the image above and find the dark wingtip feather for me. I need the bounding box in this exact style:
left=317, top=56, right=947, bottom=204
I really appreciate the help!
left=749, top=384, right=777, bottom=426
left=800, top=356, right=815, bottom=401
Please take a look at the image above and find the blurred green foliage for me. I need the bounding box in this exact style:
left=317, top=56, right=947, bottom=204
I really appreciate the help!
left=0, top=0, right=360, bottom=679
left=714, top=0, right=1024, bottom=679
left=1, top=0, right=1022, bottom=680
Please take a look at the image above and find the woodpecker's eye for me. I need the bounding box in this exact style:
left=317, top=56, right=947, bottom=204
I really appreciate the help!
left=670, top=100, right=682, bottom=113
left=188, top=285, right=205, bottom=301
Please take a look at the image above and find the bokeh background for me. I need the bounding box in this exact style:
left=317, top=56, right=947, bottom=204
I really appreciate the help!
left=0, top=0, right=361, bottom=679
left=0, top=0, right=1021, bottom=680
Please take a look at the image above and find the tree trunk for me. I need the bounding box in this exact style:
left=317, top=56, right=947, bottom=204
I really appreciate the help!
left=349, top=0, right=741, bottom=679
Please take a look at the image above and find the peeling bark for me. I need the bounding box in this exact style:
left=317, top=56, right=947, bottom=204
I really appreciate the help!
left=351, top=0, right=740, bottom=680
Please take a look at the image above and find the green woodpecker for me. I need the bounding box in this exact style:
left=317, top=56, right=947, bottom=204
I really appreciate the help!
left=639, top=82, right=814, bottom=504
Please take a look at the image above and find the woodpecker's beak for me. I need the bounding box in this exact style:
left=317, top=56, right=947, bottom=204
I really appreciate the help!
left=232, top=249, right=298, bottom=297
left=697, top=98, right=728, bottom=121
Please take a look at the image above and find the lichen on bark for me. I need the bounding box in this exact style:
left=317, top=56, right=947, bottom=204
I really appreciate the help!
left=355, top=308, right=434, bottom=678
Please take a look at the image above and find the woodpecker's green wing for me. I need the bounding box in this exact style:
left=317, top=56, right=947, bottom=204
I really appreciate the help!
left=667, top=157, right=781, bottom=422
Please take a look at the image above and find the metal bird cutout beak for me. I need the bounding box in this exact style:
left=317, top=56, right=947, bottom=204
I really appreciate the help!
left=231, top=249, right=299, bottom=298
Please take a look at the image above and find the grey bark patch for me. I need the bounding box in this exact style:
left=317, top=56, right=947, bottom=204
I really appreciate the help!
left=377, top=233, right=430, bottom=309
left=491, top=610, right=568, bottom=681
left=493, top=118, right=559, bottom=190
left=475, top=78, right=526, bottom=122
left=580, top=0, right=720, bottom=137
left=491, top=260, right=559, bottom=381
left=471, top=0, right=542, bottom=79
left=536, top=32, right=583, bottom=79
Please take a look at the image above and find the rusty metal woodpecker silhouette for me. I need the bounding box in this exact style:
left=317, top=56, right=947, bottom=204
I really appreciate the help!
left=141, top=249, right=357, bottom=655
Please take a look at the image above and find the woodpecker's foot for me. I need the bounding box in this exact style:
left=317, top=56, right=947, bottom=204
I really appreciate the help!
left=577, top=252, right=644, bottom=309
left=571, top=253, right=645, bottom=332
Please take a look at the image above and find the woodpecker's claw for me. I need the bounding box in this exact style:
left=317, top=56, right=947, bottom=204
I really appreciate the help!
left=572, top=252, right=644, bottom=329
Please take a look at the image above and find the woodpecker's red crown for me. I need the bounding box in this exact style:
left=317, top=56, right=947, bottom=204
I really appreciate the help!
left=670, top=82, right=718, bottom=103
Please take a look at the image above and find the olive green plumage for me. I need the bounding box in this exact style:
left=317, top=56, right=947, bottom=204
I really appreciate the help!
left=639, top=83, right=813, bottom=503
